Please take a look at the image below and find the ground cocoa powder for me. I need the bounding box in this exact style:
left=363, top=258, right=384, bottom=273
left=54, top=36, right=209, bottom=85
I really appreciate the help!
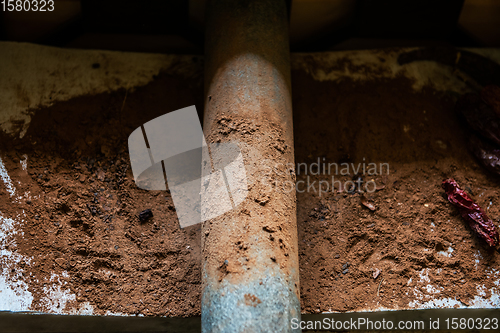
left=0, top=65, right=498, bottom=317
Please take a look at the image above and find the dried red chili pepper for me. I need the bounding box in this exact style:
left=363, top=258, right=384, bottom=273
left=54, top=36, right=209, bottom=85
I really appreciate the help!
left=442, top=179, right=499, bottom=247
left=468, top=135, right=500, bottom=175
left=455, top=89, right=500, bottom=147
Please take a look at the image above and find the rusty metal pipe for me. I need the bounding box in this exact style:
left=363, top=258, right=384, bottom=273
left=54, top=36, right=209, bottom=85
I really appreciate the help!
left=202, top=0, right=300, bottom=332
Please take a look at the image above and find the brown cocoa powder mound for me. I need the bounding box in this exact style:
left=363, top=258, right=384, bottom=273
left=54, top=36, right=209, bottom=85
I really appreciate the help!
left=2, top=73, right=204, bottom=317
left=1, top=67, right=499, bottom=318
left=292, top=71, right=500, bottom=313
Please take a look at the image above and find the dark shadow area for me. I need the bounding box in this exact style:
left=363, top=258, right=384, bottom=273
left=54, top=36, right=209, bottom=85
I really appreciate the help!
left=0, top=311, right=201, bottom=332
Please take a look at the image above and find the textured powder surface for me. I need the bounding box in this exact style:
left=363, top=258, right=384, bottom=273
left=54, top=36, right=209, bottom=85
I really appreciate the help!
left=0, top=72, right=205, bottom=316
left=1, top=48, right=499, bottom=317
left=293, top=72, right=500, bottom=313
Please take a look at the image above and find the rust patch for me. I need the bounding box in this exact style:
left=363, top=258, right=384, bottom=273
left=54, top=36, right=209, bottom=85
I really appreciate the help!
left=243, top=293, right=262, bottom=307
